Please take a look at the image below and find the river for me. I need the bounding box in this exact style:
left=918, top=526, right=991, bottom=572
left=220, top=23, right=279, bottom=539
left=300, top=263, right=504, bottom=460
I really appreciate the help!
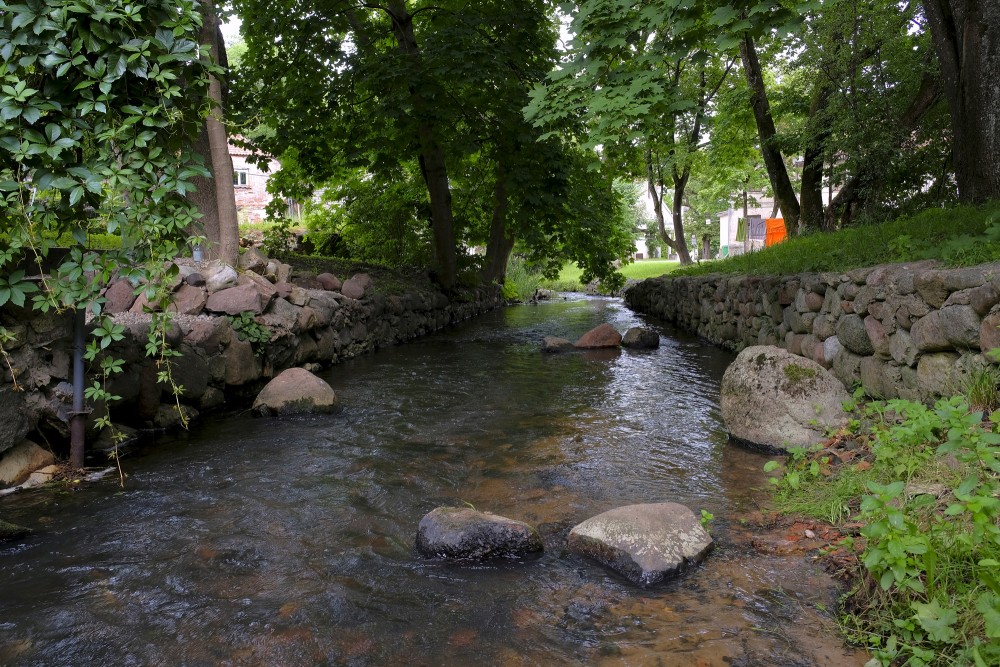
left=0, top=295, right=865, bottom=666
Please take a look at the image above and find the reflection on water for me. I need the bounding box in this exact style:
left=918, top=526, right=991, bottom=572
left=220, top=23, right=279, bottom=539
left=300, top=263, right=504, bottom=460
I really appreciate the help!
left=0, top=295, right=864, bottom=666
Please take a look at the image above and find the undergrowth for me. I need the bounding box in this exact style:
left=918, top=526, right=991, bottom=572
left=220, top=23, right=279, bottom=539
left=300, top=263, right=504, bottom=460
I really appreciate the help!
left=676, top=202, right=1000, bottom=278
left=766, top=392, right=1000, bottom=666
left=502, top=256, right=543, bottom=301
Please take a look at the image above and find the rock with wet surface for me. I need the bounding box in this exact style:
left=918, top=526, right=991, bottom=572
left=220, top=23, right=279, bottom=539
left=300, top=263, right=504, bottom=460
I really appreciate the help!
left=720, top=345, right=850, bottom=451
left=252, top=367, right=338, bottom=416
left=416, top=507, right=544, bottom=561
left=622, top=327, right=660, bottom=349
left=541, top=336, right=575, bottom=353
left=0, top=517, right=32, bottom=540
left=574, top=323, right=622, bottom=349
left=568, top=503, right=713, bottom=586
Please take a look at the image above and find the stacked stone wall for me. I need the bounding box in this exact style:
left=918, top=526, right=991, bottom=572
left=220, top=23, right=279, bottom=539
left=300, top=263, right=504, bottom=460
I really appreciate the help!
left=0, top=270, right=502, bottom=458
left=625, top=260, right=1000, bottom=401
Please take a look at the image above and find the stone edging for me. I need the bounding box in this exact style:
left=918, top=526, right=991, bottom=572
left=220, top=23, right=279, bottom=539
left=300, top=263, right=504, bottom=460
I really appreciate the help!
left=625, top=260, right=1000, bottom=401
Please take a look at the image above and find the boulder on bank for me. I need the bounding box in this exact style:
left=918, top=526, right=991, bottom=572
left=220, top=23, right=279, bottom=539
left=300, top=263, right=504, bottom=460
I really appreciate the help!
left=720, top=345, right=850, bottom=451
left=622, top=327, right=660, bottom=349
left=251, top=367, right=338, bottom=416
left=567, top=503, right=713, bottom=587
left=415, top=507, right=544, bottom=561
left=0, top=440, right=54, bottom=486
left=574, top=324, right=622, bottom=349
left=541, top=336, right=575, bottom=353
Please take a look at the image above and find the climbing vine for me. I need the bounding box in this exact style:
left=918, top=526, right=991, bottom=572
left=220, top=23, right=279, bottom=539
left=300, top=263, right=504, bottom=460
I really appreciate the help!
left=0, top=0, right=216, bottom=467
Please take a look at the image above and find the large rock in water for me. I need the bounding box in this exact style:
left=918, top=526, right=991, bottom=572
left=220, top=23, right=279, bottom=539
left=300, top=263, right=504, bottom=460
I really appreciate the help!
left=416, top=507, right=544, bottom=561
left=252, top=367, right=338, bottom=416
left=0, top=518, right=32, bottom=541
left=622, top=326, right=660, bottom=349
left=574, top=323, right=622, bottom=349
left=720, top=345, right=850, bottom=451
left=541, top=336, right=575, bottom=353
left=568, top=503, right=713, bottom=586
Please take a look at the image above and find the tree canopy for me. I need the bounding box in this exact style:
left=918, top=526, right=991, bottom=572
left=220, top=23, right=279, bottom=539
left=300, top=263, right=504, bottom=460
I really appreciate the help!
left=230, top=0, right=637, bottom=288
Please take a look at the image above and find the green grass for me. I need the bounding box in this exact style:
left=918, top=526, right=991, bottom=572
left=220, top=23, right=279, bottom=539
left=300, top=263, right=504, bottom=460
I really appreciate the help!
left=675, top=202, right=1000, bottom=278
left=542, top=258, right=681, bottom=291
left=767, top=394, right=1000, bottom=666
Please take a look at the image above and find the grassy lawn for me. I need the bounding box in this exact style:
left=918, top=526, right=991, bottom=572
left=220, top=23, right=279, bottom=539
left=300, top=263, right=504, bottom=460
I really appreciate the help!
left=677, top=202, right=1000, bottom=278
left=542, top=258, right=680, bottom=291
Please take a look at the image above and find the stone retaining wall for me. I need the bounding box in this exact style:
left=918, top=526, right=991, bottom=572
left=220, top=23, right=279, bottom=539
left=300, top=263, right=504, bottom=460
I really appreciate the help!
left=1, top=262, right=502, bottom=463
left=624, top=260, right=1000, bottom=401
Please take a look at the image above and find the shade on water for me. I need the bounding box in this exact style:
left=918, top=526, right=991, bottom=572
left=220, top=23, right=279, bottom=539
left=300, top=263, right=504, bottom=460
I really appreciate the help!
left=0, top=295, right=864, bottom=666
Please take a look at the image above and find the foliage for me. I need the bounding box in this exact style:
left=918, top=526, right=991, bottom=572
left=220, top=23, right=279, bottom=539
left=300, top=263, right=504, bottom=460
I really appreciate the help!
left=501, top=256, right=543, bottom=302
left=673, top=203, right=1000, bottom=277
left=231, top=0, right=638, bottom=288
left=0, top=0, right=215, bottom=463
left=766, top=395, right=1000, bottom=665
left=227, top=310, right=271, bottom=355
left=964, top=365, right=1000, bottom=414
left=300, top=163, right=435, bottom=268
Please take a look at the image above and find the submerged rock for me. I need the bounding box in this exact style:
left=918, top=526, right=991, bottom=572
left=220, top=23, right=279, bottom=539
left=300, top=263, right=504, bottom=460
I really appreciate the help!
left=252, top=367, right=338, bottom=416
left=0, top=517, right=32, bottom=540
left=622, top=327, right=660, bottom=349
left=574, top=324, right=622, bottom=349
left=416, top=507, right=544, bottom=561
left=541, top=336, right=575, bottom=353
left=568, top=503, right=713, bottom=586
left=720, top=345, right=850, bottom=451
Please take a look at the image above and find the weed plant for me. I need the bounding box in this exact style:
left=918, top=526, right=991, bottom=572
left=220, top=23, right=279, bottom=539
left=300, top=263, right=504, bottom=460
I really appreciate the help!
left=676, top=203, right=1000, bottom=278
left=766, top=393, right=1000, bottom=666
left=502, top=256, right=543, bottom=301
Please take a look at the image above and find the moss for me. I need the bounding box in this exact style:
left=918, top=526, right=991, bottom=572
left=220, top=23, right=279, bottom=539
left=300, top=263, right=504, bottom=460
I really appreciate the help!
left=783, top=364, right=819, bottom=384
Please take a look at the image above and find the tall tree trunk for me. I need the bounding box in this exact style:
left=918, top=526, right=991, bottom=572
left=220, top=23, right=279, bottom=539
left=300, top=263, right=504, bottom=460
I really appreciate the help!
left=739, top=34, right=801, bottom=235
left=193, top=8, right=239, bottom=266
left=646, top=148, right=678, bottom=254
left=671, top=164, right=693, bottom=264
left=483, top=164, right=515, bottom=284
left=387, top=0, right=457, bottom=288
left=923, top=0, right=1000, bottom=204
left=799, top=87, right=831, bottom=233
left=825, top=70, right=941, bottom=226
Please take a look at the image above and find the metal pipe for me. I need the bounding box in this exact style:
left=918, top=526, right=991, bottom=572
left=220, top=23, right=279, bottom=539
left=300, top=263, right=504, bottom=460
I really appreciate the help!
left=69, top=307, right=86, bottom=469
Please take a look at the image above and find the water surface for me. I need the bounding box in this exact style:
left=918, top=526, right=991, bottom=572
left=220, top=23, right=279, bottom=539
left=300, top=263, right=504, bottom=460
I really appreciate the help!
left=0, top=295, right=864, bottom=666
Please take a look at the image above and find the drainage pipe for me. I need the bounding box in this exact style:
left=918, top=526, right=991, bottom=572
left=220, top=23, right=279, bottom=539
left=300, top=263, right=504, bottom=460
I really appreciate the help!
left=69, top=307, right=86, bottom=469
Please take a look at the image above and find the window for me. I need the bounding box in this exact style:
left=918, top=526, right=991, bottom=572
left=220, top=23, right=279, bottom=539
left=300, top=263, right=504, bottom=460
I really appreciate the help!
left=233, top=169, right=249, bottom=186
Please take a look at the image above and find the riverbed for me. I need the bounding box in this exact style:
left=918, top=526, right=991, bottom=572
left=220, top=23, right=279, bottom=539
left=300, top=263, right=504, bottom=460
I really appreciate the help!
left=0, top=295, right=865, bottom=666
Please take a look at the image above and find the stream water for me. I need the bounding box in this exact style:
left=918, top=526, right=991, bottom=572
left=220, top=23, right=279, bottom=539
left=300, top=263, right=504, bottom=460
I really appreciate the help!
left=0, top=295, right=866, bottom=666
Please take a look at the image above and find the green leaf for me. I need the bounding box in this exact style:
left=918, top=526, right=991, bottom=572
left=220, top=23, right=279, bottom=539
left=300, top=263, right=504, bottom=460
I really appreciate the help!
left=977, top=593, right=1000, bottom=638
left=910, top=600, right=958, bottom=643
left=709, top=6, right=740, bottom=26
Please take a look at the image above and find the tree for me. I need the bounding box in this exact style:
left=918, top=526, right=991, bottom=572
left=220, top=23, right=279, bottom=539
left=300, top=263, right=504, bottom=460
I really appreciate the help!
left=233, top=0, right=636, bottom=287
left=526, top=0, right=736, bottom=265
left=233, top=0, right=464, bottom=286
left=191, top=4, right=240, bottom=266
left=922, top=0, right=1000, bottom=204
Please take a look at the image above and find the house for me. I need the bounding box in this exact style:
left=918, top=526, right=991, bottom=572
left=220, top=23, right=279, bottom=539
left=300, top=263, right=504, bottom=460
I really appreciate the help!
left=229, top=142, right=302, bottom=223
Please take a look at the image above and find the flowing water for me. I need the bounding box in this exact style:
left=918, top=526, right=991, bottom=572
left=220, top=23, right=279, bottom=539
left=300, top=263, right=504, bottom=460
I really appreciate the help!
left=0, top=296, right=866, bottom=666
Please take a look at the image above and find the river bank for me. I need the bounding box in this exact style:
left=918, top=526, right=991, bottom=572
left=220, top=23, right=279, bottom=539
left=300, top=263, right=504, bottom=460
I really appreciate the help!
left=0, top=253, right=502, bottom=486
